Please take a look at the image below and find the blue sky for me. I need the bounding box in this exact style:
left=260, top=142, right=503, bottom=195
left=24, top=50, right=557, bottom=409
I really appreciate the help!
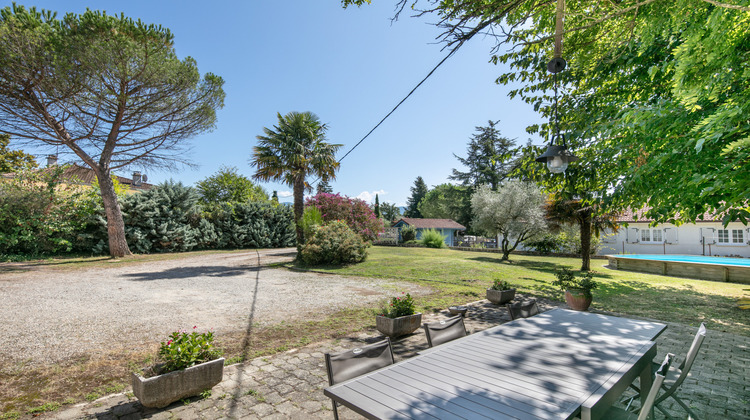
left=6, top=0, right=545, bottom=206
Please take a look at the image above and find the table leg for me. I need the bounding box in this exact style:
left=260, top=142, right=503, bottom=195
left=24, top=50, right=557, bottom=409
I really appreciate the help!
left=640, top=362, right=654, bottom=420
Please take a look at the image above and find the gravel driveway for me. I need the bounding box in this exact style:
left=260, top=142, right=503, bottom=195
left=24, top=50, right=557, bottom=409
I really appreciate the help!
left=0, top=249, right=421, bottom=364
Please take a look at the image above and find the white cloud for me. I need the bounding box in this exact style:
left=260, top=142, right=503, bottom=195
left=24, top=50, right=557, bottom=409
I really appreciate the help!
left=356, top=190, right=387, bottom=204
left=277, top=191, right=293, bottom=198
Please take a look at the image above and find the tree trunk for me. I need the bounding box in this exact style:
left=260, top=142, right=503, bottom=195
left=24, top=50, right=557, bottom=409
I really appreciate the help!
left=580, top=209, right=592, bottom=271
left=293, top=175, right=305, bottom=246
left=96, top=169, right=132, bottom=258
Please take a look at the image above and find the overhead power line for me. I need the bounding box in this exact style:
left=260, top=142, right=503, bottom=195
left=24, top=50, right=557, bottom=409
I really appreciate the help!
left=311, top=41, right=466, bottom=188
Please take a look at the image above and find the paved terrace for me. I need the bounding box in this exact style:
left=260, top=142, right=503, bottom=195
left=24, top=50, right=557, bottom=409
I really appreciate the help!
left=51, top=298, right=749, bottom=420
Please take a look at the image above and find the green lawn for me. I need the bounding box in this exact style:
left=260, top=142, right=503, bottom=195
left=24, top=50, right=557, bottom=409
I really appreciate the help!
left=296, top=246, right=750, bottom=337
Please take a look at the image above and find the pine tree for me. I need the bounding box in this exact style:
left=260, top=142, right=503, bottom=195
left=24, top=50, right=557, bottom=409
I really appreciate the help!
left=271, top=191, right=279, bottom=204
left=317, top=178, right=333, bottom=194
left=405, top=176, right=428, bottom=218
left=450, top=121, right=517, bottom=191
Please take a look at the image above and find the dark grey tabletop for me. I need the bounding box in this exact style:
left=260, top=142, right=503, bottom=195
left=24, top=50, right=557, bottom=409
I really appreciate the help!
left=325, top=309, right=666, bottom=420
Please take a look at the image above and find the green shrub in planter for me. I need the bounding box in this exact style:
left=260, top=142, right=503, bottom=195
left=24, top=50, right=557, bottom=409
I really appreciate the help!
left=300, top=221, right=369, bottom=265
left=420, top=229, right=446, bottom=248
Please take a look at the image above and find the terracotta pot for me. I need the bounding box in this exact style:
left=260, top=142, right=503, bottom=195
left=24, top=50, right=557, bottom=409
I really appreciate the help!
left=132, top=358, right=225, bottom=408
left=565, top=289, right=593, bottom=311
left=376, top=313, right=422, bottom=337
left=486, top=288, right=516, bottom=305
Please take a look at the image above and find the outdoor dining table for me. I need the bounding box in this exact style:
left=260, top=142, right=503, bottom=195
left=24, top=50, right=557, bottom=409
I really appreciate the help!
left=324, top=308, right=666, bottom=420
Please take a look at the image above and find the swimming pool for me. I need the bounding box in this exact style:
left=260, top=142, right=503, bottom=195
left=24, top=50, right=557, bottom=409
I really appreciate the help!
left=607, top=254, right=750, bottom=283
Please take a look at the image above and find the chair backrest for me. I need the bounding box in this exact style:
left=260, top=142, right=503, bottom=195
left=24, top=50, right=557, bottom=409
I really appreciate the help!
left=637, top=353, right=674, bottom=420
left=659, top=323, right=706, bottom=399
left=325, top=338, right=395, bottom=386
left=506, top=300, right=540, bottom=320
left=423, top=315, right=467, bottom=347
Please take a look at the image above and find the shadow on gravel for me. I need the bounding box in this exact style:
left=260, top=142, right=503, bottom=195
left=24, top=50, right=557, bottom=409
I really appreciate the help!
left=122, top=265, right=267, bottom=281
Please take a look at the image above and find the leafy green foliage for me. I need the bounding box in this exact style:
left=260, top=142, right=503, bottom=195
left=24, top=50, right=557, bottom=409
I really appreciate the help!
left=156, top=327, right=222, bottom=375
left=0, top=134, right=36, bottom=173
left=299, top=221, right=369, bottom=266
left=418, top=183, right=472, bottom=231
left=380, top=201, right=401, bottom=222
left=399, top=225, right=417, bottom=243
left=196, top=166, right=268, bottom=205
left=200, top=202, right=295, bottom=249
left=374, top=194, right=381, bottom=218
left=380, top=292, right=416, bottom=318
left=0, top=167, right=100, bottom=257
left=450, top=120, right=517, bottom=191
left=404, top=176, right=428, bottom=218
left=121, top=181, right=202, bottom=253
left=419, top=229, right=446, bottom=248
left=524, top=234, right=562, bottom=255
left=301, top=206, right=324, bottom=242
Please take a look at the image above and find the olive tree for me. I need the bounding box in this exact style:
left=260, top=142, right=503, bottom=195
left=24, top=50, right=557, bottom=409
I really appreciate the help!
left=472, top=182, right=547, bottom=260
left=0, top=6, right=225, bottom=257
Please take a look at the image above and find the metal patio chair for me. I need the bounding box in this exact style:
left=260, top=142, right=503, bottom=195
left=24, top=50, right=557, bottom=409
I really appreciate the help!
left=324, top=337, right=395, bottom=420
left=604, top=353, right=675, bottom=420
left=629, top=323, right=707, bottom=419
left=506, top=299, right=540, bottom=320
left=423, top=315, right=467, bottom=347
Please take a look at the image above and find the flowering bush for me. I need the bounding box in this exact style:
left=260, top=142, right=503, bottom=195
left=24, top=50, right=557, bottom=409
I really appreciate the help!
left=380, top=292, right=416, bottom=318
left=155, top=327, right=222, bottom=375
left=305, top=193, right=383, bottom=242
left=299, top=220, right=369, bottom=265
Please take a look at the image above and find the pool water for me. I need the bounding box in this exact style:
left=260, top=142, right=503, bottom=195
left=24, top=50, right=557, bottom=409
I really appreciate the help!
left=616, top=254, right=750, bottom=267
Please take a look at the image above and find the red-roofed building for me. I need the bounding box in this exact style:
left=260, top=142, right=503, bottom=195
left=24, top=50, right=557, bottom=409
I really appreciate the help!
left=392, top=218, right=466, bottom=246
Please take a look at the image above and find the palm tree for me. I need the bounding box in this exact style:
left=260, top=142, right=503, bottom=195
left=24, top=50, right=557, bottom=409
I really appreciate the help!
left=545, top=198, right=620, bottom=271
left=252, top=111, right=341, bottom=245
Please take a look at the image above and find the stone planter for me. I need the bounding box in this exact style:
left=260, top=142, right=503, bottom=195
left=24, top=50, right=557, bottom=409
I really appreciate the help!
left=132, top=358, right=225, bottom=408
left=486, top=288, right=516, bottom=305
left=565, top=289, right=593, bottom=311
left=376, top=313, right=422, bottom=337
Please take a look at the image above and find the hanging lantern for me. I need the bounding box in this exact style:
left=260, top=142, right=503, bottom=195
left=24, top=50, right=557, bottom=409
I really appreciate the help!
left=535, top=138, right=578, bottom=174
left=536, top=0, right=578, bottom=174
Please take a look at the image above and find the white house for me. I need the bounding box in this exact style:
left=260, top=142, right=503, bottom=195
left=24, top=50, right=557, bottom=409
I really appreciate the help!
left=598, top=209, right=750, bottom=257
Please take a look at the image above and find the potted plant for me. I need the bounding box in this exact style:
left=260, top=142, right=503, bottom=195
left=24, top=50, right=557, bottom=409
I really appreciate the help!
left=132, top=327, right=225, bottom=408
left=552, top=267, right=599, bottom=311
left=376, top=292, right=422, bottom=337
left=486, top=279, right=516, bottom=305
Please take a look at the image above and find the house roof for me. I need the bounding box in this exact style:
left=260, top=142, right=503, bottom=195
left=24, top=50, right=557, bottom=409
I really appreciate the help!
left=393, top=218, right=466, bottom=230
left=1, top=163, right=154, bottom=191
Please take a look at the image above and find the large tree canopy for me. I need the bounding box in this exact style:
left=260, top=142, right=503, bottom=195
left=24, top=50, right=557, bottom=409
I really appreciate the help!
left=404, top=176, right=428, bottom=218
left=418, top=183, right=472, bottom=230
left=0, top=134, right=37, bottom=172
left=0, top=5, right=225, bottom=256
left=196, top=166, right=268, bottom=205
left=472, top=182, right=547, bottom=260
left=344, top=0, right=750, bottom=225
left=449, top=120, right=517, bottom=191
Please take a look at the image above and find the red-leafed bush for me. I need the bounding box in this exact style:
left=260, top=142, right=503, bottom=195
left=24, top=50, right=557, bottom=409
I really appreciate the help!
left=305, top=193, right=383, bottom=242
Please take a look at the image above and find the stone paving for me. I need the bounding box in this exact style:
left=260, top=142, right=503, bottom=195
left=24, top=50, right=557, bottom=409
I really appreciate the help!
left=51, top=298, right=750, bottom=420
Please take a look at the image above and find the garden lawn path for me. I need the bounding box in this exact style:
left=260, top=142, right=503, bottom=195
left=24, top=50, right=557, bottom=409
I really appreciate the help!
left=0, top=249, right=425, bottom=364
